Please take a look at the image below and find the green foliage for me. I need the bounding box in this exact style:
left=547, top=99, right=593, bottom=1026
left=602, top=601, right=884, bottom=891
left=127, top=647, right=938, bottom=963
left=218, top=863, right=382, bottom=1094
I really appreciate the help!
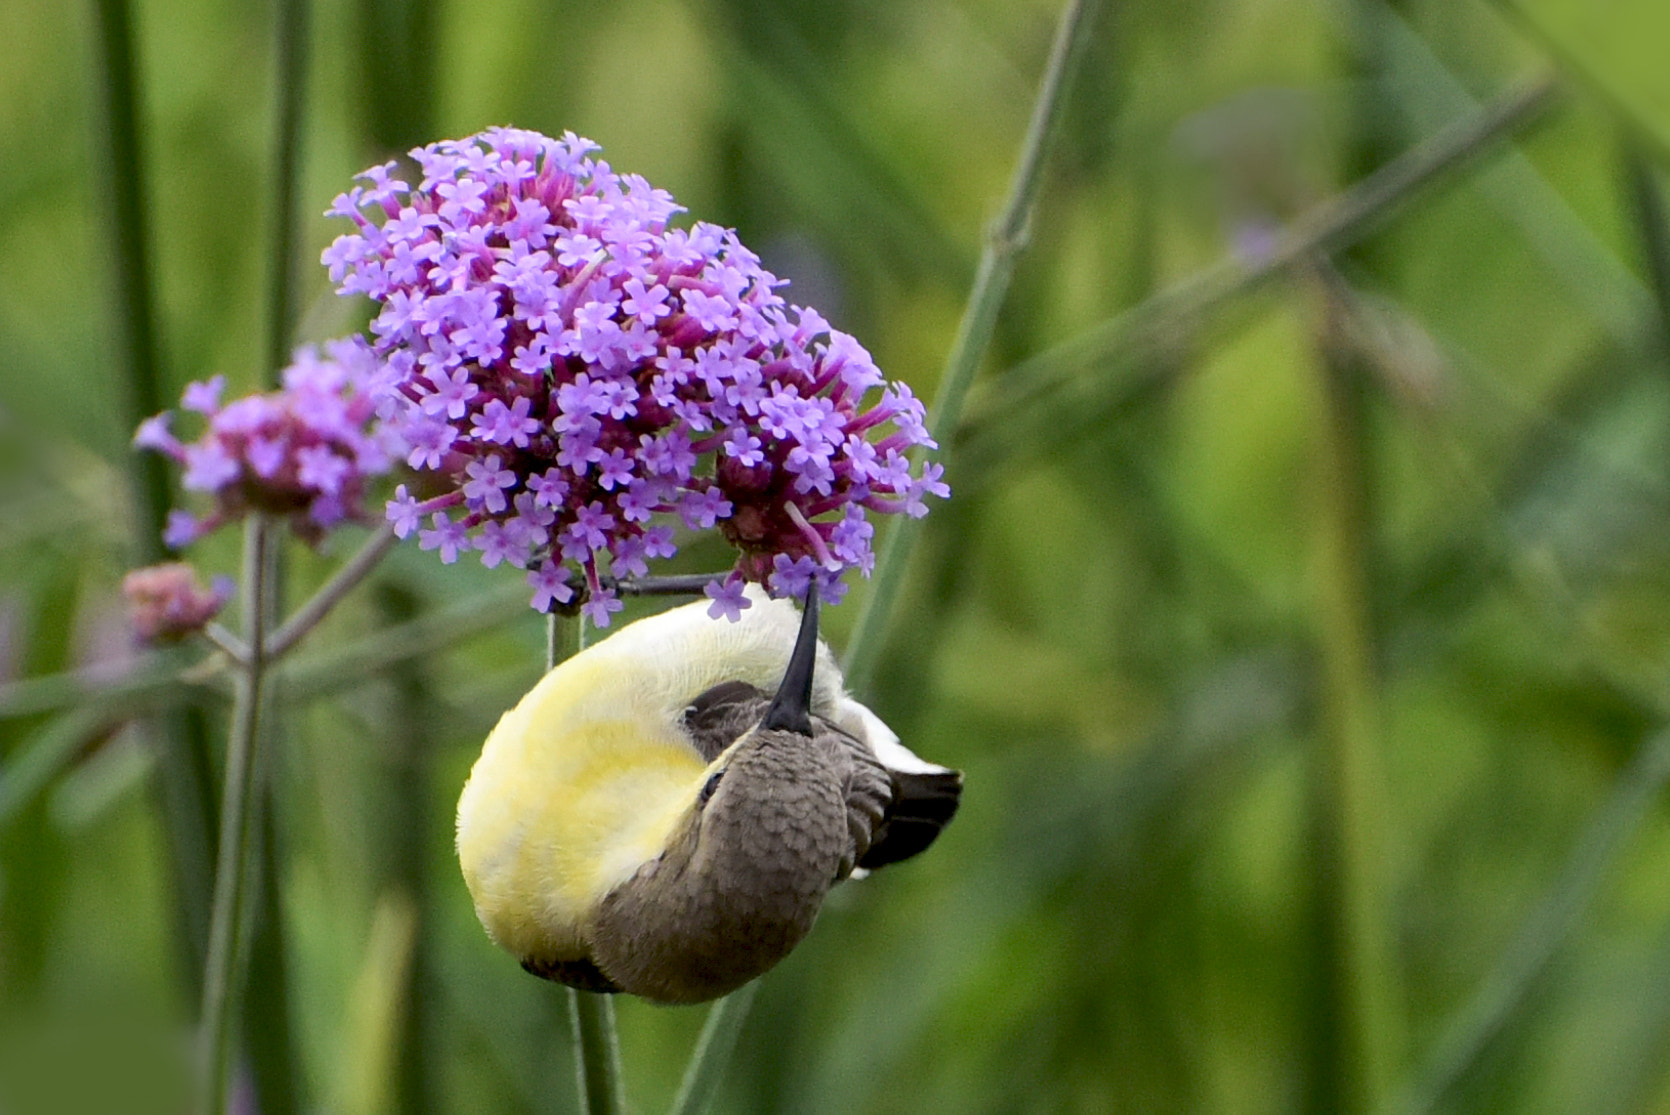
left=7, top=0, right=1670, bottom=1112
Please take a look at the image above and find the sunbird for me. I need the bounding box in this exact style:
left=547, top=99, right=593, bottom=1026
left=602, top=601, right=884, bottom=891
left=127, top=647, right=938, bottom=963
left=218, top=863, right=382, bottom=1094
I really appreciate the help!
left=456, top=586, right=962, bottom=1004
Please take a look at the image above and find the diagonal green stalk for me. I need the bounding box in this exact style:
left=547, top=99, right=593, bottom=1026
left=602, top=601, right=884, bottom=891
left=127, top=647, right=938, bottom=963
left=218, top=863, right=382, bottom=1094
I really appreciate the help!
left=667, top=4, right=1108, bottom=1113
left=0, top=645, right=204, bottom=722
left=1622, top=143, right=1670, bottom=359
left=954, top=75, right=1560, bottom=487
left=547, top=612, right=627, bottom=1115
left=197, top=515, right=274, bottom=1115
left=265, top=524, right=399, bottom=660
left=666, top=981, right=759, bottom=1115
left=0, top=578, right=528, bottom=729
left=1384, top=727, right=1670, bottom=1115
left=842, top=0, right=1106, bottom=692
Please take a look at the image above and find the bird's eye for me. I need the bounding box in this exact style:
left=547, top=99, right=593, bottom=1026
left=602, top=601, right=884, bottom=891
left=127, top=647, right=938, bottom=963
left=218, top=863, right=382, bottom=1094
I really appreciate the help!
left=698, top=769, right=725, bottom=806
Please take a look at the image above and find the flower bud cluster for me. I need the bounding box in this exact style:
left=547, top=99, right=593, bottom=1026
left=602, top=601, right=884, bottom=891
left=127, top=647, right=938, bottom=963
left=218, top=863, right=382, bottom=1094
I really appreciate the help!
left=122, top=562, right=232, bottom=644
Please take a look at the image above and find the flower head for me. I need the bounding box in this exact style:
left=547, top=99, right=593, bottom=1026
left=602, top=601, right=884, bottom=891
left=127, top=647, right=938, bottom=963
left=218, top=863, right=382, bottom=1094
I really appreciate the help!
left=135, top=339, right=404, bottom=546
left=123, top=562, right=233, bottom=644
left=327, top=128, right=947, bottom=623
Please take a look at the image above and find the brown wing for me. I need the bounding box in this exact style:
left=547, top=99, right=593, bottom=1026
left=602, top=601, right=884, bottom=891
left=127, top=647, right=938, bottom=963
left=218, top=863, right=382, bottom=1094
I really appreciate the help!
left=680, top=680, right=961, bottom=873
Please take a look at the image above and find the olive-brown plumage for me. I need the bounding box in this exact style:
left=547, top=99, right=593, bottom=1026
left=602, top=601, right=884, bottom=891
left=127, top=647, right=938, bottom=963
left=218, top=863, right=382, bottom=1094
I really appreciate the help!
left=457, top=586, right=960, bottom=1004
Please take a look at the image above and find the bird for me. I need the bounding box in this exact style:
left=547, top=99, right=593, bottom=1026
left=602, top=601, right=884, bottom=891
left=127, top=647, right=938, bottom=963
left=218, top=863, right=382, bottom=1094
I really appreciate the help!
left=455, top=584, right=962, bottom=1005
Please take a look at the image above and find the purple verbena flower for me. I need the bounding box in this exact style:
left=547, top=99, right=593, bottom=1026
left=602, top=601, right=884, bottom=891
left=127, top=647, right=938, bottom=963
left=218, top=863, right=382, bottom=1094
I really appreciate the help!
left=528, top=560, right=576, bottom=610
left=418, top=511, right=469, bottom=563
left=325, top=127, right=947, bottom=622
left=704, top=574, right=752, bottom=622
left=135, top=339, right=405, bottom=547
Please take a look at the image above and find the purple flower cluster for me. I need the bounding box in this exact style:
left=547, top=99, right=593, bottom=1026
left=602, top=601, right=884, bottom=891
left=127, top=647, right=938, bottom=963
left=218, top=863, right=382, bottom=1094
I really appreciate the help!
left=135, top=339, right=403, bottom=547
left=325, top=127, right=947, bottom=624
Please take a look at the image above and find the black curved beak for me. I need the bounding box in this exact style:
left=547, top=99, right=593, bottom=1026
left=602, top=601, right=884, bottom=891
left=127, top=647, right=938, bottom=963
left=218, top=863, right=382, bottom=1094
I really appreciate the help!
left=761, top=582, right=819, bottom=735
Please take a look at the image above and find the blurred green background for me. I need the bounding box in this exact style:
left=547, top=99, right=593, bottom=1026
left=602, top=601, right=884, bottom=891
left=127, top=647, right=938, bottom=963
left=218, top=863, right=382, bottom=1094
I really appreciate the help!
left=6, top=0, right=1670, bottom=1112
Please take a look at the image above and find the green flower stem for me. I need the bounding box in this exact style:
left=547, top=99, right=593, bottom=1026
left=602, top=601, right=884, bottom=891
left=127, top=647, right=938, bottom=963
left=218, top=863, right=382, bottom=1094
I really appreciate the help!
left=204, top=624, right=253, bottom=666
left=264, top=523, right=399, bottom=661
left=240, top=10, right=310, bottom=1106
left=568, top=990, right=625, bottom=1115
left=2, top=580, right=530, bottom=728
left=284, top=585, right=527, bottom=701
left=197, top=515, right=274, bottom=1115
left=545, top=612, right=627, bottom=1115
left=843, top=0, right=1107, bottom=692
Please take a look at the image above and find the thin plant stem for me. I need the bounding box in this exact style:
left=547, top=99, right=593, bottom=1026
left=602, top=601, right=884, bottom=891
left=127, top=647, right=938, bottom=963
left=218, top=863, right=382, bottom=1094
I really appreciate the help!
left=955, top=75, right=1561, bottom=484
left=91, top=0, right=223, bottom=997
left=667, top=3, right=1109, bottom=1107
left=247, top=31, right=310, bottom=1103
left=285, top=585, right=528, bottom=702
left=568, top=990, right=625, bottom=1115
left=1311, top=271, right=1399, bottom=1112
left=204, top=624, right=252, bottom=666
left=666, top=2, right=1110, bottom=1111
left=1384, top=727, right=1670, bottom=1115
left=243, top=806, right=302, bottom=1115
left=544, top=611, right=626, bottom=1115
left=265, top=523, right=399, bottom=661
left=0, top=581, right=530, bottom=727
left=264, top=0, right=310, bottom=381
left=89, top=0, right=171, bottom=557
left=197, top=515, right=273, bottom=1115
left=667, top=981, right=760, bottom=1115
left=1622, top=143, right=1670, bottom=360
left=373, top=581, right=441, bottom=1115
left=608, top=572, right=734, bottom=597
left=843, top=0, right=1107, bottom=691
left=0, top=646, right=203, bottom=721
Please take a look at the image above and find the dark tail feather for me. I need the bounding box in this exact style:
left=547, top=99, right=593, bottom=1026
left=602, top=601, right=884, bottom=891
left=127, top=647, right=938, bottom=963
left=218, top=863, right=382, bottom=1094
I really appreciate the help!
left=858, top=769, right=963, bottom=870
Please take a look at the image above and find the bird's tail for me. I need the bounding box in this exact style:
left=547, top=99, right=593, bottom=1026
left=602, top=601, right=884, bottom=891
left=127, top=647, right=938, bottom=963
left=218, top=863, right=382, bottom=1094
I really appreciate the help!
left=858, top=769, right=963, bottom=870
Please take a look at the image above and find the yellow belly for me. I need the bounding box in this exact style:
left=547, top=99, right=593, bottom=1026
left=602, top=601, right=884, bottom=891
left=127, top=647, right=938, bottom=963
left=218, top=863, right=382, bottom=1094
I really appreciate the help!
left=456, top=700, right=706, bottom=963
